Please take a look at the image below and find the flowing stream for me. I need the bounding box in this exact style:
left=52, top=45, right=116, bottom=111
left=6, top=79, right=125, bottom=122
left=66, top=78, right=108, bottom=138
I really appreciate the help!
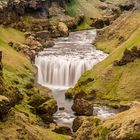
left=35, top=30, right=118, bottom=127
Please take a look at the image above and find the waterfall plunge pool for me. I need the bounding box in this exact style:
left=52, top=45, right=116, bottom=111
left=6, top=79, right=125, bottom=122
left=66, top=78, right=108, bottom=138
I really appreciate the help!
left=35, top=30, right=118, bottom=127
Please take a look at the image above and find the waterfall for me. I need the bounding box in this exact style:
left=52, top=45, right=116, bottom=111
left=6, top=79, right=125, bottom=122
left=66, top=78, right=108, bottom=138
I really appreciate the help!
left=35, top=30, right=108, bottom=89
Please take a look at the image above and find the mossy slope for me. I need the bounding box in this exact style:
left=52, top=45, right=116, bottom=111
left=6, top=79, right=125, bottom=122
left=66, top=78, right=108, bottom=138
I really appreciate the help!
left=0, top=26, right=70, bottom=140
left=69, top=10, right=140, bottom=107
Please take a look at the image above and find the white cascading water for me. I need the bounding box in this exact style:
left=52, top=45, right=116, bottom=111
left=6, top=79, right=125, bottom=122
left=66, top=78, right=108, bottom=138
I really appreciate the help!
left=35, top=30, right=108, bottom=89
left=35, top=30, right=119, bottom=127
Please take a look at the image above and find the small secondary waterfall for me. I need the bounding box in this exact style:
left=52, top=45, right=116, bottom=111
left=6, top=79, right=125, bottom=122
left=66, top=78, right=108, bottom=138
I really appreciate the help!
left=35, top=30, right=108, bottom=89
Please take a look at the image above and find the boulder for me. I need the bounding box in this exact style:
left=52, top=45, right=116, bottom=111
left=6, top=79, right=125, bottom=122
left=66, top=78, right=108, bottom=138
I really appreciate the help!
left=91, top=18, right=110, bottom=29
left=58, top=22, right=69, bottom=37
left=53, top=125, right=72, bottom=136
left=37, top=99, right=57, bottom=115
left=72, top=98, right=93, bottom=116
left=42, top=40, right=55, bottom=48
left=29, top=92, right=51, bottom=108
left=0, top=95, right=11, bottom=120
left=35, top=30, right=50, bottom=40
left=114, top=47, right=140, bottom=66
left=119, top=1, right=135, bottom=11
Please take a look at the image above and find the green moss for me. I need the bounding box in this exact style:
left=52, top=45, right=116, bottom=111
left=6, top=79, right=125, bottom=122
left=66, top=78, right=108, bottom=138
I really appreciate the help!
left=125, top=132, right=140, bottom=140
left=65, top=0, right=102, bottom=30
left=70, top=11, right=140, bottom=105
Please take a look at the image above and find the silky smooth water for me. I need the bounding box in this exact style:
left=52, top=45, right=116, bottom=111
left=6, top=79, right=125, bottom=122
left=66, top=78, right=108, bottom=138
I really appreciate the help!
left=35, top=30, right=108, bottom=89
left=35, top=30, right=118, bottom=126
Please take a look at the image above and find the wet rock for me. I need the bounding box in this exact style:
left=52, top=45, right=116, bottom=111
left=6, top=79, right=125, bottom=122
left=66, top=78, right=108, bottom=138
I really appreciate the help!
left=72, top=98, right=93, bottom=116
left=59, top=107, right=65, bottom=110
left=0, top=95, right=11, bottom=120
left=58, top=22, right=69, bottom=37
left=72, top=116, right=85, bottom=132
left=53, top=125, right=72, bottom=136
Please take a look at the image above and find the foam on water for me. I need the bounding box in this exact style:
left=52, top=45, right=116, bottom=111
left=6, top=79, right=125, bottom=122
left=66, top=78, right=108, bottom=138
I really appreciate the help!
left=35, top=30, right=108, bottom=89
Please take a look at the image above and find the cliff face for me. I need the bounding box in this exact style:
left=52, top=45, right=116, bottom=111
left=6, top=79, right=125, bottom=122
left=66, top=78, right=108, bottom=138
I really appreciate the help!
left=0, top=0, right=72, bottom=25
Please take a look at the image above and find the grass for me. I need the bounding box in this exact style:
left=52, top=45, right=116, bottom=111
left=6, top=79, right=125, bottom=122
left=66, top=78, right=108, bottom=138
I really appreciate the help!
left=70, top=10, right=140, bottom=106
left=0, top=26, right=70, bottom=139
left=65, top=0, right=102, bottom=30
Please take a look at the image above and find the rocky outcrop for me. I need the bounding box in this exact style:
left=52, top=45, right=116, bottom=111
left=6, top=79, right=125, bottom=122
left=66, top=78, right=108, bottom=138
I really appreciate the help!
left=72, top=92, right=93, bottom=116
left=53, top=125, right=72, bottom=136
left=114, top=46, right=140, bottom=66
left=29, top=91, right=57, bottom=123
left=9, top=31, right=55, bottom=61
left=74, top=105, right=140, bottom=140
left=0, top=0, right=71, bottom=25
left=91, top=17, right=110, bottom=29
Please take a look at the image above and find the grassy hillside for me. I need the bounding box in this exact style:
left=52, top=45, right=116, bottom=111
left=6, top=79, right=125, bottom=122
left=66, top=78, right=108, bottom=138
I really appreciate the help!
left=65, top=0, right=103, bottom=30
left=68, top=10, right=140, bottom=107
left=0, top=26, right=70, bottom=140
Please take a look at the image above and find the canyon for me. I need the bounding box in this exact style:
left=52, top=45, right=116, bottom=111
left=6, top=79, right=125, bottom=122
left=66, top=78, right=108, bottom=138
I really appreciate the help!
left=0, top=0, right=140, bottom=140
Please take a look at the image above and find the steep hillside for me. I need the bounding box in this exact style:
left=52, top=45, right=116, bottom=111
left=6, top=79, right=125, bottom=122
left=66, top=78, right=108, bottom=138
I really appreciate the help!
left=74, top=104, right=140, bottom=140
left=67, top=7, right=140, bottom=107
left=0, top=27, right=70, bottom=140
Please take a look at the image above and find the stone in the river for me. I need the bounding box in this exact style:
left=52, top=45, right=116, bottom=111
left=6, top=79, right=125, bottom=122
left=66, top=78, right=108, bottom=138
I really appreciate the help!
left=53, top=125, right=72, bottom=136
left=59, top=107, right=65, bottom=110
left=72, top=98, right=93, bottom=116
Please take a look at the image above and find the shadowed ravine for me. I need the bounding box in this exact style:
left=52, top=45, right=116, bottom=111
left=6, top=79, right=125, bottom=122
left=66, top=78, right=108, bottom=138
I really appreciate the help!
left=35, top=30, right=118, bottom=127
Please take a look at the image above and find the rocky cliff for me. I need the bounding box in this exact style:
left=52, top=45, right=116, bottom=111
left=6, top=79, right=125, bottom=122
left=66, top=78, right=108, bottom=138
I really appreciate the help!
left=0, top=0, right=72, bottom=24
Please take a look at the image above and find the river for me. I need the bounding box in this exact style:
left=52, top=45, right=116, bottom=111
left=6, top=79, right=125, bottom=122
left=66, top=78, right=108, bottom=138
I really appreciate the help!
left=35, top=30, right=118, bottom=127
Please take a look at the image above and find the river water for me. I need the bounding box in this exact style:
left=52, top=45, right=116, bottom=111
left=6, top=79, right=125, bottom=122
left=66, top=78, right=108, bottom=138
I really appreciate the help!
left=35, top=30, right=118, bottom=126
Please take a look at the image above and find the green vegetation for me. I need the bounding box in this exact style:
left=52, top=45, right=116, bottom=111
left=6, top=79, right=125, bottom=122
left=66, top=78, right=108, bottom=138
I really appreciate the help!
left=65, top=0, right=102, bottom=30
left=69, top=11, right=140, bottom=107
left=0, top=26, right=70, bottom=140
